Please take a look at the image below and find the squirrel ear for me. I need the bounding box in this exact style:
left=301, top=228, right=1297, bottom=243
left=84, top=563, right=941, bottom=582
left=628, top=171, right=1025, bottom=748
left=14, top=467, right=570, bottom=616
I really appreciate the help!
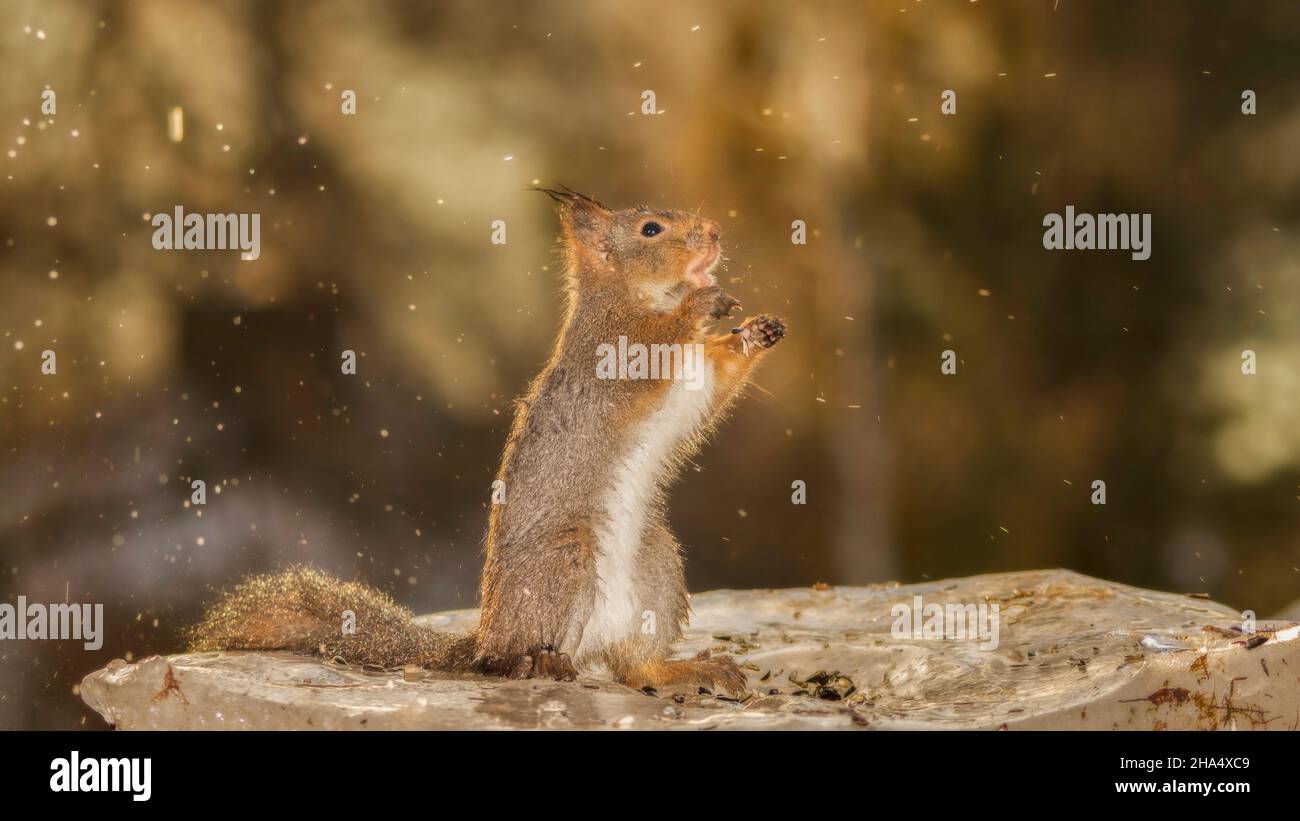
left=535, top=187, right=614, bottom=270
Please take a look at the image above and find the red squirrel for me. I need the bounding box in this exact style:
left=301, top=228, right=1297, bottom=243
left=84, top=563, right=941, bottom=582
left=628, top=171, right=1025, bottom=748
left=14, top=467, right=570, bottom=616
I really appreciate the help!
left=188, top=189, right=786, bottom=695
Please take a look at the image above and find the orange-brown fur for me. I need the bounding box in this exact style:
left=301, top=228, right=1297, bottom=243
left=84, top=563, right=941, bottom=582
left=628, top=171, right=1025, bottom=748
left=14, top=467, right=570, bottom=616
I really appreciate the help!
left=188, top=189, right=785, bottom=695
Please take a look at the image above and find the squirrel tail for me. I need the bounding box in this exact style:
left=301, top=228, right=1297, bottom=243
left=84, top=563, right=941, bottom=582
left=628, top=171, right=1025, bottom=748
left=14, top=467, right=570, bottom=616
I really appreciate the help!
left=186, top=566, right=476, bottom=671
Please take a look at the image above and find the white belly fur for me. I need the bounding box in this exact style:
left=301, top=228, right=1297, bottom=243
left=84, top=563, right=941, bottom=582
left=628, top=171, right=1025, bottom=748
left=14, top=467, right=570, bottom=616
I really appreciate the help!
left=576, top=362, right=715, bottom=662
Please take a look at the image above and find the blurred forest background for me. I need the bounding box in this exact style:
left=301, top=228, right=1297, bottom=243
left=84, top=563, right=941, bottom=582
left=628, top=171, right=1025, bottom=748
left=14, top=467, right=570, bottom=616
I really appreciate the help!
left=2, top=0, right=1299, bottom=728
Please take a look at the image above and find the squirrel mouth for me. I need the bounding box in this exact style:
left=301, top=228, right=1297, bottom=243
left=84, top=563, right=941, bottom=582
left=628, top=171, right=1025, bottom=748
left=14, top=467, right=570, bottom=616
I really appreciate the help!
left=685, top=246, right=720, bottom=289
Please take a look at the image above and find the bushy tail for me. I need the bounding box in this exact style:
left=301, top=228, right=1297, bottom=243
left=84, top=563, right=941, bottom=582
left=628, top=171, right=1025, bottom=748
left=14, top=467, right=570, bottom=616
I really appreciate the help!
left=186, top=566, right=476, bottom=671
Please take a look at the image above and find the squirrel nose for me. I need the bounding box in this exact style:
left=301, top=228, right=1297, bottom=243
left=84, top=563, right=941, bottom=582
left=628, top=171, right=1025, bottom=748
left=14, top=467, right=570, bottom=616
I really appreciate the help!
left=705, top=221, right=721, bottom=243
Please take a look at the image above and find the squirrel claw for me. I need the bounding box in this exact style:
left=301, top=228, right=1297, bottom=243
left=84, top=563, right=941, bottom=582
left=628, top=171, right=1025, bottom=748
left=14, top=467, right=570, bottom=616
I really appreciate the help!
left=714, top=294, right=742, bottom=320
left=687, top=285, right=741, bottom=321
left=510, top=645, right=578, bottom=682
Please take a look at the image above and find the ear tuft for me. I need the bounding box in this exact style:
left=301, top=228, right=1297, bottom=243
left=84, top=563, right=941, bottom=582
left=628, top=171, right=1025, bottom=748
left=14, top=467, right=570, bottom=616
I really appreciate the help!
left=530, top=185, right=608, bottom=212
left=557, top=185, right=608, bottom=211
left=532, top=186, right=570, bottom=204
left=533, top=186, right=613, bottom=270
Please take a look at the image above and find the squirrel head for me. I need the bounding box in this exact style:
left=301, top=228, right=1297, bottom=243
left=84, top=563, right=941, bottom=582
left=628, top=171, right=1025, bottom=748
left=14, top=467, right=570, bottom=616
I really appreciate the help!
left=540, top=187, right=722, bottom=307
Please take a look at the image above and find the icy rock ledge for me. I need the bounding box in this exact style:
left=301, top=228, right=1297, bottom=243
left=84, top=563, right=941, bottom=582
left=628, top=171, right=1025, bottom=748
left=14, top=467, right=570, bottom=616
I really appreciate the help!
left=80, top=570, right=1300, bottom=730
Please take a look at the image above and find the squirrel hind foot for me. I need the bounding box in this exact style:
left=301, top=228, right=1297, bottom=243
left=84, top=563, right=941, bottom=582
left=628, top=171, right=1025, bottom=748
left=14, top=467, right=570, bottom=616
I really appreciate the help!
left=619, top=651, right=748, bottom=697
left=508, top=645, right=578, bottom=682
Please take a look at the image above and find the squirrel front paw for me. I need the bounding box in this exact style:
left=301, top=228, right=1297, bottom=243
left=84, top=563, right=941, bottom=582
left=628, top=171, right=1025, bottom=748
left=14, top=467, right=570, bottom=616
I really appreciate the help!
left=731, top=315, right=786, bottom=354
left=684, top=285, right=741, bottom=322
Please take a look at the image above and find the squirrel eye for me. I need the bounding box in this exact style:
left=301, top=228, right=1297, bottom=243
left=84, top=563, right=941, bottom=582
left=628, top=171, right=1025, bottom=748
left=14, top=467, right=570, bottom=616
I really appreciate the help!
left=640, top=221, right=663, bottom=238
